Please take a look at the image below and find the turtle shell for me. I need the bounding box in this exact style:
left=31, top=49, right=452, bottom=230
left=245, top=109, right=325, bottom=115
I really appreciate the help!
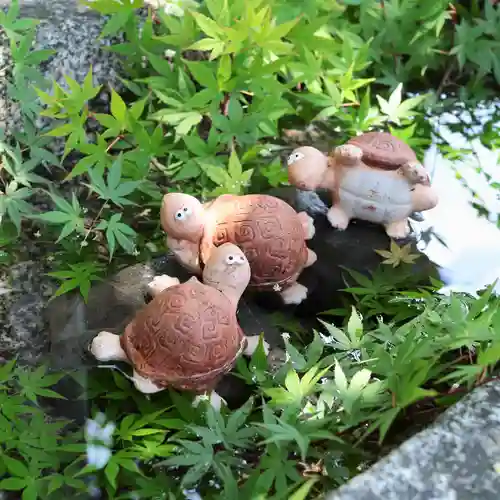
left=200, top=194, right=308, bottom=291
left=120, top=277, right=245, bottom=393
left=347, top=131, right=417, bottom=170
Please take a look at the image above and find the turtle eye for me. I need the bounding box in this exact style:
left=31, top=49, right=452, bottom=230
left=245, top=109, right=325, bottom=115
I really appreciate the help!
left=287, top=151, right=305, bottom=166
left=175, top=206, right=191, bottom=220
left=225, top=254, right=239, bottom=265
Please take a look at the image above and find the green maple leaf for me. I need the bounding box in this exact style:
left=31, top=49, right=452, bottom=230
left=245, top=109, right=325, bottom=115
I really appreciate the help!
left=84, top=154, right=142, bottom=207
left=375, top=240, right=420, bottom=267
left=66, top=134, right=111, bottom=180
left=47, top=262, right=104, bottom=302
left=35, top=191, right=86, bottom=242
left=95, top=213, right=137, bottom=260
left=0, top=181, right=34, bottom=233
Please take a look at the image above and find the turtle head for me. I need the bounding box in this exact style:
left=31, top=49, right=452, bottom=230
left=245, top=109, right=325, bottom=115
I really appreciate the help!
left=399, top=161, right=431, bottom=186
left=202, top=243, right=251, bottom=306
left=287, top=146, right=330, bottom=191
left=160, top=192, right=206, bottom=243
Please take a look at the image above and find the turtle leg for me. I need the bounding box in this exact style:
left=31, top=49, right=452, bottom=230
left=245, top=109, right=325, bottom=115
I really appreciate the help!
left=297, top=211, right=315, bottom=240
left=243, top=335, right=270, bottom=356
left=326, top=205, right=351, bottom=230
left=305, top=248, right=317, bottom=268
left=90, top=331, right=129, bottom=363
left=384, top=219, right=410, bottom=239
left=333, top=144, right=364, bottom=168
left=166, top=235, right=202, bottom=275
left=147, top=274, right=181, bottom=297
left=279, top=282, right=308, bottom=305
left=131, top=370, right=165, bottom=394
left=192, top=391, right=227, bottom=411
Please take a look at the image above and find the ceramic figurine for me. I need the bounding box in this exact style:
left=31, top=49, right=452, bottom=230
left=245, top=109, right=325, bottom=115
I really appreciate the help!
left=160, top=192, right=317, bottom=305
left=89, top=243, right=267, bottom=410
left=287, top=131, right=438, bottom=239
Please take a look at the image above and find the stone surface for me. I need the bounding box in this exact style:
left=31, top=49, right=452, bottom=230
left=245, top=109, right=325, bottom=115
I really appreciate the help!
left=45, top=255, right=285, bottom=371
left=326, top=380, right=500, bottom=500
left=0, top=261, right=56, bottom=364
left=0, top=0, right=120, bottom=136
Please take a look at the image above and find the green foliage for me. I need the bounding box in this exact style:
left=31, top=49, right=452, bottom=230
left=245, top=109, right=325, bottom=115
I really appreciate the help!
left=46, top=261, right=105, bottom=302
left=1, top=0, right=500, bottom=498
left=3, top=281, right=500, bottom=499
left=1, top=0, right=500, bottom=298
left=0, top=361, right=86, bottom=499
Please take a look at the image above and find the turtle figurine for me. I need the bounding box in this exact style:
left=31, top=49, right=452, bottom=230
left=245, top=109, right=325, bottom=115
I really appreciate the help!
left=287, top=131, right=439, bottom=239
left=89, top=243, right=268, bottom=410
left=160, top=192, right=317, bottom=305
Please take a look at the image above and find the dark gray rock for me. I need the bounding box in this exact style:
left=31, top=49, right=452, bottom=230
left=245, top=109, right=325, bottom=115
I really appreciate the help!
left=326, top=380, right=500, bottom=500
left=249, top=187, right=439, bottom=319
left=0, top=0, right=121, bottom=137
left=44, top=252, right=286, bottom=414
left=46, top=256, right=285, bottom=368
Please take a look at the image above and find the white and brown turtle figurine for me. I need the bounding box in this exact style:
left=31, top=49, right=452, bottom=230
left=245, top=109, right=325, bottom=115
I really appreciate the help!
left=160, top=192, right=317, bottom=305
left=89, top=243, right=268, bottom=410
left=287, top=131, right=439, bottom=239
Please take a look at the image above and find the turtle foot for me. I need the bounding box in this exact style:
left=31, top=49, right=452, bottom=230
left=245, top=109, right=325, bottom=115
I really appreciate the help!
left=305, top=248, right=317, bottom=268
left=297, top=211, right=315, bottom=239
left=147, top=275, right=180, bottom=296
left=411, top=183, right=439, bottom=212
left=90, top=331, right=128, bottom=363
left=334, top=144, right=363, bottom=167
left=192, top=391, right=227, bottom=412
left=385, top=219, right=410, bottom=239
left=327, top=206, right=350, bottom=230
left=132, top=371, right=165, bottom=394
left=280, top=282, right=308, bottom=305
left=244, top=335, right=270, bottom=356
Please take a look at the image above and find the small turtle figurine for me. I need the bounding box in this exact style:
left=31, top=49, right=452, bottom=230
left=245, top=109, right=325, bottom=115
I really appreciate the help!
left=89, top=243, right=268, bottom=410
left=160, top=192, right=317, bottom=305
left=287, top=131, right=438, bottom=239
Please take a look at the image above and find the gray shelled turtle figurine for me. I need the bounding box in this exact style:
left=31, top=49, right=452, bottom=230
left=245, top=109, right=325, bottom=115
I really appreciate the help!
left=160, top=192, right=316, bottom=305
left=89, top=243, right=268, bottom=410
left=287, top=131, right=439, bottom=239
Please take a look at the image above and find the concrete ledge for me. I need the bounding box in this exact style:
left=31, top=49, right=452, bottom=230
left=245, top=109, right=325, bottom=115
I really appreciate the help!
left=326, top=381, right=500, bottom=500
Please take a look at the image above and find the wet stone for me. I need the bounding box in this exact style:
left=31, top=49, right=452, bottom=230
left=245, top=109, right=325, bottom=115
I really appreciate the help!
left=325, top=380, right=500, bottom=500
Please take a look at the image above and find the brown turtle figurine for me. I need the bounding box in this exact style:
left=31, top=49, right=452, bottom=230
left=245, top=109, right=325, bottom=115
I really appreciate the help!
left=160, top=192, right=317, bottom=305
left=287, top=131, right=438, bottom=239
left=89, top=243, right=268, bottom=410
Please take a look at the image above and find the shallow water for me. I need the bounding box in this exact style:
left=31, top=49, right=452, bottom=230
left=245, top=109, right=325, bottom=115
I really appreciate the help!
left=420, top=107, right=500, bottom=295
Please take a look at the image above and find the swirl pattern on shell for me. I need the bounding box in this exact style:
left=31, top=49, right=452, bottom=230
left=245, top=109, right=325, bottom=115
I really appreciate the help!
left=200, top=194, right=308, bottom=290
left=120, top=278, right=245, bottom=393
left=348, top=131, right=417, bottom=170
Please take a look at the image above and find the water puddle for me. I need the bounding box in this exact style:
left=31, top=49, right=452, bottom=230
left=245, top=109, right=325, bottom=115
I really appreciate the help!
left=419, top=105, right=500, bottom=295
